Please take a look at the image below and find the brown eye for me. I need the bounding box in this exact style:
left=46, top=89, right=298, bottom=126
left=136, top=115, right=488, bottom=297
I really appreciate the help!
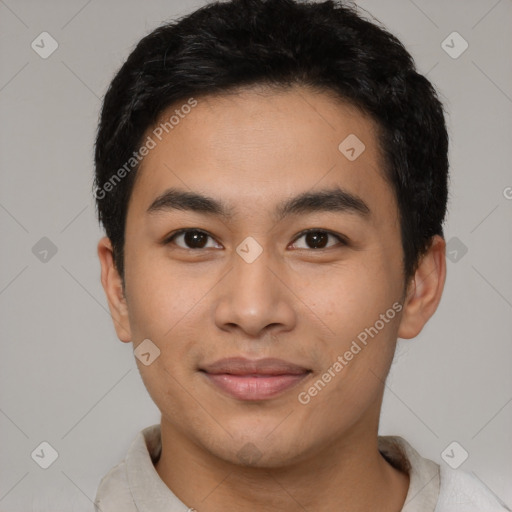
left=291, top=229, right=346, bottom=250
left=166, top=229, right=221, bottom=250
left=305, top=231, right=329, bottom=249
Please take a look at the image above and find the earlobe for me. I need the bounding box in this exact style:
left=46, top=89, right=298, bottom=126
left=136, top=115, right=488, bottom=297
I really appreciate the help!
left=397, top=235, right=447, bottom=340
left=97, top=236, right=132, bottom=343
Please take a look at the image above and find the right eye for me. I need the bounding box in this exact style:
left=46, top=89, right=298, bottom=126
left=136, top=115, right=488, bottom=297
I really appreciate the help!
left=164, top=229, right=223, bottom=250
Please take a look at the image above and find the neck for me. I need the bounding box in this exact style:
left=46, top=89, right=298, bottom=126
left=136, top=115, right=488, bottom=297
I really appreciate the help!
left=154, top=415, right=409, bottom=511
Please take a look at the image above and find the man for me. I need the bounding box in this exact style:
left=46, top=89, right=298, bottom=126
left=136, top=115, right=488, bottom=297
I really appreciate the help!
left=93, top=0, right=509, bottom=510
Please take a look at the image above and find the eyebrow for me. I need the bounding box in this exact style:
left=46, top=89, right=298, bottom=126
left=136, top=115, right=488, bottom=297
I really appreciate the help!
left=147, top=186, right=371, bottom=221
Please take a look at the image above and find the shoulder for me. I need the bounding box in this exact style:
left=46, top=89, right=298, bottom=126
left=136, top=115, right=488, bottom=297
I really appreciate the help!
left=94, top=459, right=138, bottom=512
left=435, top=466, right=511, bottom=512
left=93, top=424, right=162, bottom=512
left=378, top=435, right=510, bottom=512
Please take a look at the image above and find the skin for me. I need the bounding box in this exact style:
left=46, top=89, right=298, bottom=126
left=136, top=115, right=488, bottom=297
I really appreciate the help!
left=98, top=85, right=446, bottom=511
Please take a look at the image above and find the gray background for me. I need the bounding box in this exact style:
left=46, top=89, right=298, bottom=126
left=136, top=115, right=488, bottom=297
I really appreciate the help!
left=0, top=0, right=511, bottom=510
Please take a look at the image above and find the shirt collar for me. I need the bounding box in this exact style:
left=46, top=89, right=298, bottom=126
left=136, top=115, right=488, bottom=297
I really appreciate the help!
left=125, top=424, right=189, bottom=511
left=379, top=435, right=440, bottom=511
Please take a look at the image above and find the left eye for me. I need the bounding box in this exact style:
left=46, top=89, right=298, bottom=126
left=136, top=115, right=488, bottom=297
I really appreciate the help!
left=290, top=229, right=346, bottom=250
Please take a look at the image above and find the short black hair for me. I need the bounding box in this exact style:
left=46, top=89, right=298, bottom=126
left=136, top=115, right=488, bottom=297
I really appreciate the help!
left=93, top=0, right=449, bottom=285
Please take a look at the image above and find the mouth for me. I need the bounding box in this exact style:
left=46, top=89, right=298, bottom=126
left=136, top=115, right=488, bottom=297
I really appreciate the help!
left=199, top=357, right=312, bottom=401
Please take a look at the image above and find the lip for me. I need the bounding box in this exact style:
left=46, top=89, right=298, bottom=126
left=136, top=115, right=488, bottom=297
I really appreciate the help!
left=199, top=357, right=312, bottom=401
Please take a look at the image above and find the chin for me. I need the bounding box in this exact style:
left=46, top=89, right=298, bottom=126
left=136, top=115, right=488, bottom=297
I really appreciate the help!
left=211, top=428, right=308, bottom=469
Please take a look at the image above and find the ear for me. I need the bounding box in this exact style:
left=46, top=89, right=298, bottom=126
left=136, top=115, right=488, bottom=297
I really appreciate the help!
left=97, top=236, right=132, bottom=343
left=398, top=235, right=447, bottom=339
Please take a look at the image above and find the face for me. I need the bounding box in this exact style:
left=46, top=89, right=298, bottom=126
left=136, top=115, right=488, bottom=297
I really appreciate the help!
left=99, top=85, right=443, bottom=467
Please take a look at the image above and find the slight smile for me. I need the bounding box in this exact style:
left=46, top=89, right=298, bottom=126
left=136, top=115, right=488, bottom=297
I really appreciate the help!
left=199, top=357, right=313, bottom=401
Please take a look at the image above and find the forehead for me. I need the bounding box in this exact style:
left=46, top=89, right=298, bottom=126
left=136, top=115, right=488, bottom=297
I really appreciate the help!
left=128, top=86, right=396, bottom=224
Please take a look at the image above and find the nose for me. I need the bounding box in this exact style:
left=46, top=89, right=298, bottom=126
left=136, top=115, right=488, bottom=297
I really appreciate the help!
left=213, top=242, right=297, bottom=338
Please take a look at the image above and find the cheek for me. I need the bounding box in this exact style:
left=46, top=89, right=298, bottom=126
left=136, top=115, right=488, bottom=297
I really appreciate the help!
left=123, top=255, right=210, bottom=381
left=125, top=268, right=201, bottom=413
left=299, top=258, right=398, bottom=334
left=297, top=259, right=401, bottom=387
left=124, top=252, right=202, bottom=338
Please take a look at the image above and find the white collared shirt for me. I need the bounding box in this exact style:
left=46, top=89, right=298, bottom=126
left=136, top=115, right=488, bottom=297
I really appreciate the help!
left=94, top=424, right=509, bottom=511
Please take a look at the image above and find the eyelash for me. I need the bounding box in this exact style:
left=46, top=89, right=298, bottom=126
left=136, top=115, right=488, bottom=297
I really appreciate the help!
left=163, top=228, right=348, bottom=251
